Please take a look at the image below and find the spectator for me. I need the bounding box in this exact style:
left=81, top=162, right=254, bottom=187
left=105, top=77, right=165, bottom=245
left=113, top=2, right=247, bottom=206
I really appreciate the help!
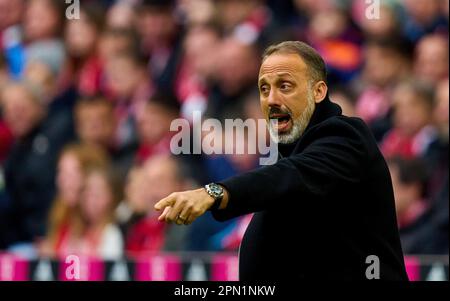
left=120, top=154, right=191, bottom=258
left=0, top=0, right=24, bottom=78
left=388, top=156, right=447, bottom=254
left=75, top=96, right=116, bottom=150
left=423, top=78, right=449, bottom=201
left=380, top=81, right=437, bottom=159
left=206, top=37, right=260, bottom=120
left=175, top=24, right=220, bottom=121
left=135, top=0, right=184, bottom=91
left=106, top=1, right=135, bottom=30
left=74, top=96, right=137, bottom=181
left=402, top=0, right=448, bottom=43
left=23, top=0, right=66, bottom=79
left=414, top=33, right=449, bottom=87
left=330, top=86, right=356, bottom=117
left=60, top=164, right=124, bottom=260
left=354, top=38, right=413, bottom=128
left=0, top=53, right=13, bottom=162
left=307, top=4, right=362, bottom=84
left=135, top=91, right=180, bottom=164
left=1, top=81, right=72, bottom=250
left=39, top=143, right=109, bottom=258
left=97, top=27, right=139, bottom=65
left=104, top=50, right=153, bottom=152
left=64, top=2, right=105, bottom=97
left=353, top=0, right=402, bottom=40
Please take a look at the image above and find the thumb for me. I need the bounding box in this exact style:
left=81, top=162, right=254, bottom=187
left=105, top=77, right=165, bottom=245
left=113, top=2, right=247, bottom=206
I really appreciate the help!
left=154, top=195, right=175, bottom=211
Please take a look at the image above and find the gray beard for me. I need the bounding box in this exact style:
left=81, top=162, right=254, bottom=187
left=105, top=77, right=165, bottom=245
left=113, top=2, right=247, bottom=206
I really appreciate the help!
left=268, top=91, right=316, bottom=144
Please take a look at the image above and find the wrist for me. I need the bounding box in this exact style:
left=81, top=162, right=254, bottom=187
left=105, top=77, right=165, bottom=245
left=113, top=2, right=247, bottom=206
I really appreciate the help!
left=205, top=183, right=228, bottom=210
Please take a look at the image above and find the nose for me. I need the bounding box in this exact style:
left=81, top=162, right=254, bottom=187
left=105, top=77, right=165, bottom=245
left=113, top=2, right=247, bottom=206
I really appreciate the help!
left=267, top=88, right=282, bottom=107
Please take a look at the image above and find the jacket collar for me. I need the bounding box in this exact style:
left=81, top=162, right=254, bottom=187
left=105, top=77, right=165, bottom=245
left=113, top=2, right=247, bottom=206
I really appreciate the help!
left=278, top=94, right=342, bottom=158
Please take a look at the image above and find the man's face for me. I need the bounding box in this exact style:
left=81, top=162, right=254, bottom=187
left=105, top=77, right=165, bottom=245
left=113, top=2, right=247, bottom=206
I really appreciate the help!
left=258, top=53, right=316, bottom=144
left=144, top=156, right=183, bottom=208
left=105, top=56, right=143, bottom=98
left=1, top=84, right=44, bottom=138
left=76, top=103, right=115, bottom=147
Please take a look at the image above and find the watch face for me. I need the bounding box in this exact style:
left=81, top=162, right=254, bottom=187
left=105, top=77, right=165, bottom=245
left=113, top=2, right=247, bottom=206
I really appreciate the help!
left=208, top=184, right=223, bottom=198
left=211, top=184, right=221, bottom=195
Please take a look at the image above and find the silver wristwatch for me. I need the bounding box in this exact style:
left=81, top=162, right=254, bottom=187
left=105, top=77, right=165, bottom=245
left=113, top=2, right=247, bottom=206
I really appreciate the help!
left=204, top=183, right=224, bottom=210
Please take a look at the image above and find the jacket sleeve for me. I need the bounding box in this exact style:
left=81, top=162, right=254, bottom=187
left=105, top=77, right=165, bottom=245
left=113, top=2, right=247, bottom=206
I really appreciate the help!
left=212, top=119, right=370, bottom=221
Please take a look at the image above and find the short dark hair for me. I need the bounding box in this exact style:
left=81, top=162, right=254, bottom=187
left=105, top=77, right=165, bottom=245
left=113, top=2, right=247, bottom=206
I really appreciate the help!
left=262, top=41, right=327, bottom=83
left=148, top=90, right=181, bottom=115
left=387, top=156, right=429, bottom=197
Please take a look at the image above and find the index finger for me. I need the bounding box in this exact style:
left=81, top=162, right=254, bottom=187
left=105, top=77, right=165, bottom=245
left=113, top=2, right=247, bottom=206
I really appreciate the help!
left=154, top=194, right=176, bottom=211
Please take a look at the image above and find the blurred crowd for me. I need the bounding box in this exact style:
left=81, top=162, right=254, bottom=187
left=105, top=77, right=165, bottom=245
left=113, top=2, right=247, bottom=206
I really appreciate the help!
left=0, top=0, right=448, bottom=261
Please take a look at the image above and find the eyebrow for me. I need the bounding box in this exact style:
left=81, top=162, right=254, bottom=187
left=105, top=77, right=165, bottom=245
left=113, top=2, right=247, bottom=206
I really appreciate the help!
left=258, top=72, right=295, bottom=84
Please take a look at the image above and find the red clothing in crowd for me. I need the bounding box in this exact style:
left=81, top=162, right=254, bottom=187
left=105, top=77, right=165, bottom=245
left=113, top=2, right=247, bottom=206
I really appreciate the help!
left=397, top=199, right=429, bottom=229
left=125, top=216, right=166, bottom=257
left=381, top=126, right=437, bottom=159
left=135, top=133, right=173, bottom=164
left=0, top=121, right=13, bottom=162
left=77, top=56, right=103, bottom=97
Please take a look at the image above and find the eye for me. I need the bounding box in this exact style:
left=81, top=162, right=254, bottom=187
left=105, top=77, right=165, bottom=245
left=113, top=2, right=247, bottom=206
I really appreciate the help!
left=260, top=84, right=269, bottom=94
left=280, top=82, right=292, bottom=91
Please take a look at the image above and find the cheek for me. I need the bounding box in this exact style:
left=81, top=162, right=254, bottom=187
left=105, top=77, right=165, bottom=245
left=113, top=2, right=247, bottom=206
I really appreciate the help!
left=260, top=99, right=269, bottom=117
left=285, top=95, right=305, bottom=117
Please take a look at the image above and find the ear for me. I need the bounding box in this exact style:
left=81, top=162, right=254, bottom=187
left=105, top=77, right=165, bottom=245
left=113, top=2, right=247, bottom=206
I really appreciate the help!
left=313, top=81, right=328, bottom=104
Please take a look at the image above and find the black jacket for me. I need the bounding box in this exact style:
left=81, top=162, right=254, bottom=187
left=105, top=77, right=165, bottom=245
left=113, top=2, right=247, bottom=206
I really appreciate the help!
left=212, top=96, right=408, bottom=281
left=2, top=109, right=74, bottom=246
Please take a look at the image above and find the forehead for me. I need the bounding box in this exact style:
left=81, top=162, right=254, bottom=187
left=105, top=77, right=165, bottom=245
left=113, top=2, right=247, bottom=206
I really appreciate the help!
left=259, top=53, right=308, bottom=80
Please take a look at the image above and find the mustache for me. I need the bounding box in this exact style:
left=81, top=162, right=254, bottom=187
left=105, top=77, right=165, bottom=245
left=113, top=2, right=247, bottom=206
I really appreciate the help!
left=268, top=106, right=292, bottom=118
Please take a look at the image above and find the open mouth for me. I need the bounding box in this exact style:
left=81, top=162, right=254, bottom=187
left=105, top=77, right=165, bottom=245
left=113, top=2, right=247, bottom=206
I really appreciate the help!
left=269, top=112, right=292, bottom=132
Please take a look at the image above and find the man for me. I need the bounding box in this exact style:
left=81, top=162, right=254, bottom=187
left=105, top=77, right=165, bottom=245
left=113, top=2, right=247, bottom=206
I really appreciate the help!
left=155, top=41, right=408, bottom=280
left=1, top=81, right=73, bottom=248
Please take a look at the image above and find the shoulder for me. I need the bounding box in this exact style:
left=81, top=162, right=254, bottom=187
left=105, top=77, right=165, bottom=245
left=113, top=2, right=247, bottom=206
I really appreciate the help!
left=102, top=224, right=123, bottom=241
left=305, top=115, right=375, bottom=147
left=99, top=224, right=124, bottom=260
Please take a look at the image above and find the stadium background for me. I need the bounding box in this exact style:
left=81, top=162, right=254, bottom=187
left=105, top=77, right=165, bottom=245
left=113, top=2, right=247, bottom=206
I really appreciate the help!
left=0, top=0, right=448, bottom=280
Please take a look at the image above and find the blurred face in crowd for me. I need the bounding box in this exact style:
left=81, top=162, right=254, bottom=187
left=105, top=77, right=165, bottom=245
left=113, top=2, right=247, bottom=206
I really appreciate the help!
left=75, top=100, right=115, bottom=147
left=24, top=0, right=61, bottom=41
left=57, top=152, right=84, bottom=207
left=136, top=101, right=176, bottom=145
left=309, top=9, right=347, bottom=40
left=65, top=11, right=99, bottom=59
left=389, top=163, right=419, bottom=216
left=216, top=0, right=258, bottom=32
left=178, top=0, right=215, bottom=25
left=23, top=61, right=56, bottom=102
left=136, top=6, right=176, bottom=50
left=81, top=171, right=114, bottom=225
left=414, top=35, right=449, bottom=85
left=1, top=83, right=45, bottom=138
left=363, top=44, right=409, bottom=88
left=98, top=31, right=135, bottom=62
left=125, top=167, right=150, bottom=214
left=392, top=84, right=432, bottom=137
left=143, top=155, right=185, bottom=209
left=0, top=0, right=23, bottom=29
left=404, top=0, right=441, bottom=24
left=184, top=26, right=220, bottom=78
left=258, top=53, right=326, bottom=144
left=106, top=2, right=135, bottom=30
left=330, top=91, right=356, bottom=117
left=293, top=0, right=334, bottom=16
left=105, top=55, right=145, bottom=98
left=216, top=39, right=259, bottom=96
left=433, top=78, right=449, bottom=139
left=359, top=5, right=398, bottom=38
